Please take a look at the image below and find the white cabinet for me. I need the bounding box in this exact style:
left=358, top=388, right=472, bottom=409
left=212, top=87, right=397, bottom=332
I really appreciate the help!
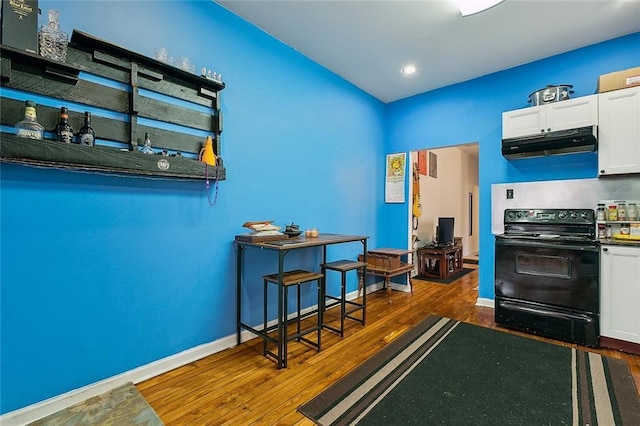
left=502, top=95, right=598, bottom=139
left=597, top=86, right=640, bottom=176
left=600, top=244, right=640, bottom=344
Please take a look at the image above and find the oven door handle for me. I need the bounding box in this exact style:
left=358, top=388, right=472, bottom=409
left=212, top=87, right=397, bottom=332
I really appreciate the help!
left=496, top=240, right=599, bottom=252
left=499, top=301, right=595, bottom=322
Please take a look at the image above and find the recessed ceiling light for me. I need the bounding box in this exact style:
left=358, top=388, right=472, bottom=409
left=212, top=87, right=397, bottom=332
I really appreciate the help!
left=401, top=65, right=416, bottom=75
left=453, top=0, right=505, bottom=17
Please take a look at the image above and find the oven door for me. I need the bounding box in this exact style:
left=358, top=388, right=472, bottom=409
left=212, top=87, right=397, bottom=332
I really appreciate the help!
left=495, top=238, right=599, bottom=313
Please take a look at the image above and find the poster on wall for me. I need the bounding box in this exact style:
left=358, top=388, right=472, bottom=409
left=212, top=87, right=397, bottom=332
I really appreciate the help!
left=417, top=150, right=427, bottom=175
left=385, top=152, right=406, bottom=203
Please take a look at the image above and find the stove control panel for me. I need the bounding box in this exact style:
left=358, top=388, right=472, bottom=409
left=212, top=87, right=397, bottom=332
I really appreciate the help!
left=504, top=209, right=594, bottom=224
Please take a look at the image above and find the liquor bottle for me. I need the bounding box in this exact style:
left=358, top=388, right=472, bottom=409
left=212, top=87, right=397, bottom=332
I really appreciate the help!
left=76, top=111, right=95, bottom=146
left=139, top=132, right=154, bottom=154
left=15, top=100, right=45, bottom=140
left=55, top=107, right=74, bottom=144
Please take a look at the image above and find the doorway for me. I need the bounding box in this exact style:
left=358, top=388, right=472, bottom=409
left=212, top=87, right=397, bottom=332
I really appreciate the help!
left=409, top=143, right=479, bottom=260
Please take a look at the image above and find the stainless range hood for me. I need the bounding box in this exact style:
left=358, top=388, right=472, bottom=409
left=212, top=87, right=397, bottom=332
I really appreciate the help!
left=502, top=126, right=597, bottom=160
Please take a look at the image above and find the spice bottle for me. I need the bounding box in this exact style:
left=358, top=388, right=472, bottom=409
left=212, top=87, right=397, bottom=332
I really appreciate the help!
left=627, top=203, right=637, bottom=221
left=617, top=203, right=627, bottom=221
left=596, top=204, right=605, bottom=221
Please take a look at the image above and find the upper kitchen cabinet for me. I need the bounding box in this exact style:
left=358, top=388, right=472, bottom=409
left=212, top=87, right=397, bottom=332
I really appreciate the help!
left=502, top=95, right=598, bottom=139
left=598, top=86, right=640, bottom=176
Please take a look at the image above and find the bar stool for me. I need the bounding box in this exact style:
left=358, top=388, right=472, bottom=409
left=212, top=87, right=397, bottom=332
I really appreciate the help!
left=263, top=269, right=324, bottom=368
left=321, top=259, right=368, bottom=337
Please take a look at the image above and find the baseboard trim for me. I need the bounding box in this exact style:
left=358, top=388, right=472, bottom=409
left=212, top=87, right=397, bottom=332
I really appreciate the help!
left=1, top=285, right=379, bottom=425
left=476, top=297, right=495, bottom=308
left=0, top=336, right=234, bottom=425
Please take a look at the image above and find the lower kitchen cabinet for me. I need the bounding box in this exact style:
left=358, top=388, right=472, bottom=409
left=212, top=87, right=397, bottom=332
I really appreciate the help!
left=600, top=244, right=640, bottom=346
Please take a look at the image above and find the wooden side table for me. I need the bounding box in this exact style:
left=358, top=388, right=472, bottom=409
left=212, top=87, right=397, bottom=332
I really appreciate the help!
left=417, top=243, right=463, bottom=280
left=361, top=248, right=415, bottom=294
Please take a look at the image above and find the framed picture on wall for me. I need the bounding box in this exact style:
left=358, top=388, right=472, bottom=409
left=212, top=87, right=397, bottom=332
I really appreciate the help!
left=429, top=151, right=437, bottom=178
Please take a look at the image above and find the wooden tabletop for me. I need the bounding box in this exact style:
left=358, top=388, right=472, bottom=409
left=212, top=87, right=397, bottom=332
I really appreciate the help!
left=235, top=233, right=368, bottom=250
left=368, top=247, right=413, bottom=256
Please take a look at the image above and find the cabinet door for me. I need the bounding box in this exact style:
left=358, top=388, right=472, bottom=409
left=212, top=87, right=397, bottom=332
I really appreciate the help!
left=502, top=105, right=545, bottom=139
left=545, top=94, right=598, bottom=132
left=600, top=245, right=640, bottom=343
left=598, top=87, right=640, bottom=176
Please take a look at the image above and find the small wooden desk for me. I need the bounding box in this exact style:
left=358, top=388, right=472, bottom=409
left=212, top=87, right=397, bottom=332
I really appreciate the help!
left=417, top=243, right=463, bottom=280
left=361, top=248, right=414, bottom=294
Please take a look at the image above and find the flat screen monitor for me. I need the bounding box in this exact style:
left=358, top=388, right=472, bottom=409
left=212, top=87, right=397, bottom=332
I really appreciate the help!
left=437, top=217, right=455, bottom=246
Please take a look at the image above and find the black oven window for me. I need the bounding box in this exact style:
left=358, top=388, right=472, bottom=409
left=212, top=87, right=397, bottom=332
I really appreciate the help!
left=516, top=254, right=572, bottom=279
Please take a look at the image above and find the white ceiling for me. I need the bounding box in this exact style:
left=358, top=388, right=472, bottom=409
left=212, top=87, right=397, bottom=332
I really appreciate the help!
left=216, top=0, right=640, bottom=103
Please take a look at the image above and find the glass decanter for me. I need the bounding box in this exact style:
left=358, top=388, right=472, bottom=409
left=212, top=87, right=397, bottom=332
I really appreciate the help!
left=39, top=10, right=69, bottom=62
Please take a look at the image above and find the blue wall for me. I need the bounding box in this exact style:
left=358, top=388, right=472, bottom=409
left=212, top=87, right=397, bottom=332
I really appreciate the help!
left=0, top=1, right=384, bottom=413
left=384, top=31, right=640, bottom=301
left=1, top=0, right=639, bottom=414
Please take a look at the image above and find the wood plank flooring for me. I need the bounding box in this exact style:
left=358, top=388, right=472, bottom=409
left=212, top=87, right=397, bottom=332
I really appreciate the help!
left=137, top=265, right=640, bottom=425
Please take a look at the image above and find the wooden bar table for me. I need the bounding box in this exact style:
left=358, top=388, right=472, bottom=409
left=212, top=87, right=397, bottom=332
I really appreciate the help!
left=235, top=233, right=368, bottom=368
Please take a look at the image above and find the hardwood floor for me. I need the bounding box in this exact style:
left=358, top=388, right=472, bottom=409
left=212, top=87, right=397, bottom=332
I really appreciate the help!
left=137, top=266, right=640, bottom=425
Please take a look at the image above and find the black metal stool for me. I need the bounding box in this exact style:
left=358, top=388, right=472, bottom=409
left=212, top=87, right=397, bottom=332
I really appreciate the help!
left=321, top=259, right=367, bottom=337
left=263, top=269, right=324, bottom=368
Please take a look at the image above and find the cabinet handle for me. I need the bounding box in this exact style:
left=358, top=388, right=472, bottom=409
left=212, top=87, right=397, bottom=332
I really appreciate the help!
left=540, top=129, right=545, bottom=133
left=600, top=170, right=606, bottom=174
left=547, top=128, right=551, bottom=132
left=603, top=247, right=608, bottom=252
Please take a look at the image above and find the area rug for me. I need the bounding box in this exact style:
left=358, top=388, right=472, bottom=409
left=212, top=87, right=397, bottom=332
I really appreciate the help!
left=28, top=382, right=163, bottom=425
left=299, top=316, right=640, bottom=425
left=414, top=267, right=474, bottom=284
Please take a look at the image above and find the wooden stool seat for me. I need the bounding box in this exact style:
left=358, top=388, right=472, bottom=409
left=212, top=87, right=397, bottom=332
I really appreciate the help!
left=322, top=259, right=367, bottom=273
left=262, top=269, right=324, bottom=368
left=263, top=270, right=324, bottom=285
left=321, top=260, right=367, bottom=337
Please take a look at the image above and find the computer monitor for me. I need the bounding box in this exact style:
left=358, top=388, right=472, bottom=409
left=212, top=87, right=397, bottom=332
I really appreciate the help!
left=437, top=217, right=455, bottom=246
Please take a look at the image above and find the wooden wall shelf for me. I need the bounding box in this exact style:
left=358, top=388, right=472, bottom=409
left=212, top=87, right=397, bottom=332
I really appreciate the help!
left=0, top=30, right=226, bottom=181
left=0, top=133, right=224, bottom=180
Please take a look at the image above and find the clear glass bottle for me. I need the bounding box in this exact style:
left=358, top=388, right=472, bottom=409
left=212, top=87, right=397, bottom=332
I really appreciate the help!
left=15, top=100, right=45, bottom=140
left=596, top=204, right=605, bottom=221
left=76, top=111, right=95, bottom=146
left=617, top=203, right=626, bottom=221
left=139, top=132, right=154, bottom=154
left=55, top=107, right=74, bottom=144
left=39, top=9, right=69, bottom=62
left=628, top=203, right=638, bottom=221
